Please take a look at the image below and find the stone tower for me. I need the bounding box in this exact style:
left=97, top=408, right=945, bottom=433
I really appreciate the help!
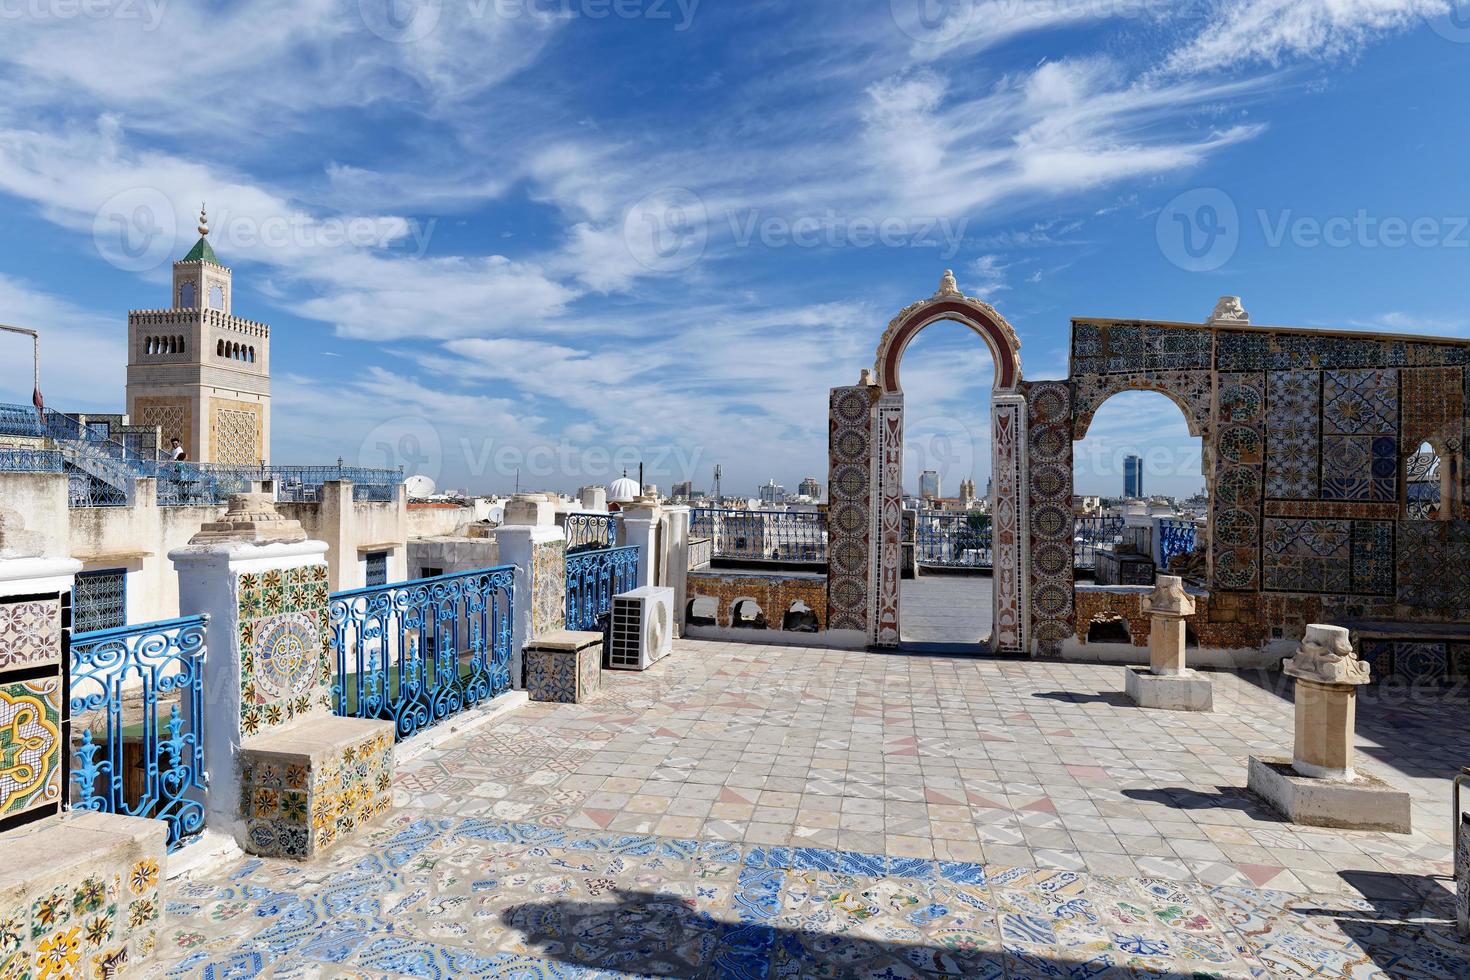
left=125, top=207, right=271, bottom=464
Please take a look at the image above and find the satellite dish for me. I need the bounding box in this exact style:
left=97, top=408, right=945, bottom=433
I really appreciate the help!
left=404, top=474, right=437, bottom=498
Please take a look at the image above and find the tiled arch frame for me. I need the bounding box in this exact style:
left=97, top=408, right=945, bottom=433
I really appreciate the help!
left=864, top=275, right=1029, bottom=653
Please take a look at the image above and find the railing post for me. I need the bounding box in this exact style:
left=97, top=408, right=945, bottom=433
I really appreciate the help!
left=621, top=496, right=662, bottom=588
left=663, top=505, right=690, bottom=636
left=496, top=494, right=566, bottom=688
left=170, top=493, right=395, bottom=859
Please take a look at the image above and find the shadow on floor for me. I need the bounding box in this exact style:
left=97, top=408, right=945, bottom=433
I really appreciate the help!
left=1287, top=870, right=1467, bottom=975
left=1032, top=690, right=1134, bottom=707
left=1121, top=785, right=1281, bottom=820
left=501, top=888, right=1227, bottom=979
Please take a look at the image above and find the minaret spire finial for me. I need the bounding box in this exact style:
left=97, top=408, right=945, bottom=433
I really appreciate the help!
left=198, top=203, right=209, bottom=238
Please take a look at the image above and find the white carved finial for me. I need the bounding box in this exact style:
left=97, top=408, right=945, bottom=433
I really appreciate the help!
left=936, top=269, right=960, bottom=297
left=1283, top=624, right=1370, bottom=686
left=1208, top=295, right=1249, bottom=326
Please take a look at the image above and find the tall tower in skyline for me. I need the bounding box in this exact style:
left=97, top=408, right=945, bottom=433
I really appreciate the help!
left=1124, top=454, right=1144, bottom=498
left=919, top=470, right=940, bottom=500
left=125, top=207, right=271, bottom=464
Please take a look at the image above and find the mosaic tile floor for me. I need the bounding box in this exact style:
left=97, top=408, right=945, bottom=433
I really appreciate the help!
left=147, top=639, right=1470, bottom=977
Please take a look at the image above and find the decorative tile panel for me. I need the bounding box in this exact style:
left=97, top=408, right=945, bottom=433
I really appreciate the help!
left=1024, top=381, right=1074, bottom=650
left=1212, top=373, right=1266, bottom=591
left=1349, top=520, right=1394, bottom=596
left=874, top=396, right=904, bottom=646
left=237, top=564, right=332, bottom=737
left=0, top=678, right=61, bottom=823
left=1402, top=366, right=1464, bottom=453
left=531, top=540, right=567, bottom=638
left=990, top=399, right=1026, bottom=652
left=0, top=597, right=60, bottom=669
left=1265, top=371, right=1320, bottom=499
left=1262, top=518, right=1349, bottom=593
left=826, top=386, right=874, bottom=633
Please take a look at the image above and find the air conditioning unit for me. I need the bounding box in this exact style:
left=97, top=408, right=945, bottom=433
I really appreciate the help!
left=608, top=586, right=674, bottom=670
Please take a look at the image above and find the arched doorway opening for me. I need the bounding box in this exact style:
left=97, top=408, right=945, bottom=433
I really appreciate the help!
left=1073, top=389, right=1209, bottom=583
left=868, top=271, right=1027, bottom=653
left=893, top=320, right=995, bottom=648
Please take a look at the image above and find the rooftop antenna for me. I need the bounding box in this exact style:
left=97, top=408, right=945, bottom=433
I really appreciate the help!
left=714, top=464, right=722, bottom=507
left=638, top=461, right=644, bottom=496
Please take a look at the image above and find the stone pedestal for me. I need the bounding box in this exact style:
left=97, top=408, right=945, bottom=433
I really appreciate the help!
left=1248, top=623, right=1410, bottom=832
left=1126, top=575, right=1211, bottom=711
left=525, top=629, right=603, bottom=703
left=170, top=494, right=395, bottom=859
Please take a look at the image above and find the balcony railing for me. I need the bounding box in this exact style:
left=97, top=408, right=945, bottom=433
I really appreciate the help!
left=0, top=447, right=62, bottom=472
left=1075, top=516, right=1125, bottom=571
left=329, top=566, right=515, bottom=740
left=565, top=545, right=640, bottom=631
left=563, top=512, right=619, bottom=553
left=915, top=511, right=992, bottom=568
left=69, top=616, right=209, bottom=852
left=689, top=508, right=827, bottom=562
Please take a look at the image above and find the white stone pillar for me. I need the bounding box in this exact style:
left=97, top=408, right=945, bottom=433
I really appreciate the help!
left=1125, top=575, right=1212, bottom=711
left=496, top=495, right=565, bottom=687
left=169, top=495, right=331, bottom=840
left=621, top=498, right=663, bottom=589
left=662, top=505, right=690, bottom=635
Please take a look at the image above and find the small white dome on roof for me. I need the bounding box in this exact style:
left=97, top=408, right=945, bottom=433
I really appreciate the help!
left=609, top=475, right=641, bottom=503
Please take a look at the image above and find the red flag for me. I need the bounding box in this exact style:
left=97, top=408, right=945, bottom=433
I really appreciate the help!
left=32, top=386, right=43, bottom=412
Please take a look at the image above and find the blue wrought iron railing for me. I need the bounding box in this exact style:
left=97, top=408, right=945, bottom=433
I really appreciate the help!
left=1158, top=518, right=1199, bottom=571
left=68, top=469, right=128, bottom=507
left=0, top=402, right=43, bottom=439
left=273, top=465, right=402, bottom=503
left=565, top=545, right=640, bottom=631
left=0, top=447, right=62, bottom=472
left=915, top=511, right=993, bottom=568
left=329, top=566, right=515, bottom=740
left=1075, top=516, right=1125, bottom=571
left=689, top=508, right=827, bottom=562
left=563, top=512, right=619, bottom=553
left=69, top=615, right=209, bottom=853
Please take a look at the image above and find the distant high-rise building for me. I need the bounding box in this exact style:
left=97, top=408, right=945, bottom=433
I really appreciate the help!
left=798, top=476, right=820, bottom=499
left=758, top=479, right=785, bottom=505
left=672, top=481, right=693, bottom=501
left=919, top=470, right=940, bottom=500
left=1124, top=455, right=1144, bottom=498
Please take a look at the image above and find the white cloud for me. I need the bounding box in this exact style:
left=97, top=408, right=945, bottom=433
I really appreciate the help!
left=0, top=275, right=121, bottom=411
left=1162, top=0, right=1446, bottom=75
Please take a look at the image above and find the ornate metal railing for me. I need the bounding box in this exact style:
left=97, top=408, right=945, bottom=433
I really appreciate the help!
left=69, top=616, right=209, bottom=852
left=915, top=511, right=992, bottom=568
left=1157, top=519, right=1198, bottom=570
left=329, top=566, right=515, bottom=741
left=563, top=512, right=618, bottom=553
left=0, top=402, right=43, bottom=439
left=68, top=469, right=128, bottom=507
left=689, top=508, right=827, bottom=562
left=565, top=545, right=640, bottom=631
left=273, top=465, right=402, bottom=503
left=0, top=447, right=62, bottom=472
left=1075, top=516, right=1125, bottom=571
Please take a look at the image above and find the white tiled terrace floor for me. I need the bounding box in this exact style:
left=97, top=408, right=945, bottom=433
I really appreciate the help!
left=150, top=639, right=1470, bottom=977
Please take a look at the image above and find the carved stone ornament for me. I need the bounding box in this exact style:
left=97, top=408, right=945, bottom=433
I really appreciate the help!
left=1208, top=295, right=1250, bottom=326
left=189, top=493, right=307, bottom=545
left=1283, top=624, right=1370, bottom=686
left=872, top=270, right=1023, bottom=390
left=1147, top=574, right=1196, bottom=618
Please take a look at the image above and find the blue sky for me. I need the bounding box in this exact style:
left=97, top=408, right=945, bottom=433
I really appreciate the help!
left=0, top=0, right=1466, bottom=497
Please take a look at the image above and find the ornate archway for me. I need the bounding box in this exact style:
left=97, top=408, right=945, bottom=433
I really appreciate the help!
left=827, top=271, right=1029, bottom=653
